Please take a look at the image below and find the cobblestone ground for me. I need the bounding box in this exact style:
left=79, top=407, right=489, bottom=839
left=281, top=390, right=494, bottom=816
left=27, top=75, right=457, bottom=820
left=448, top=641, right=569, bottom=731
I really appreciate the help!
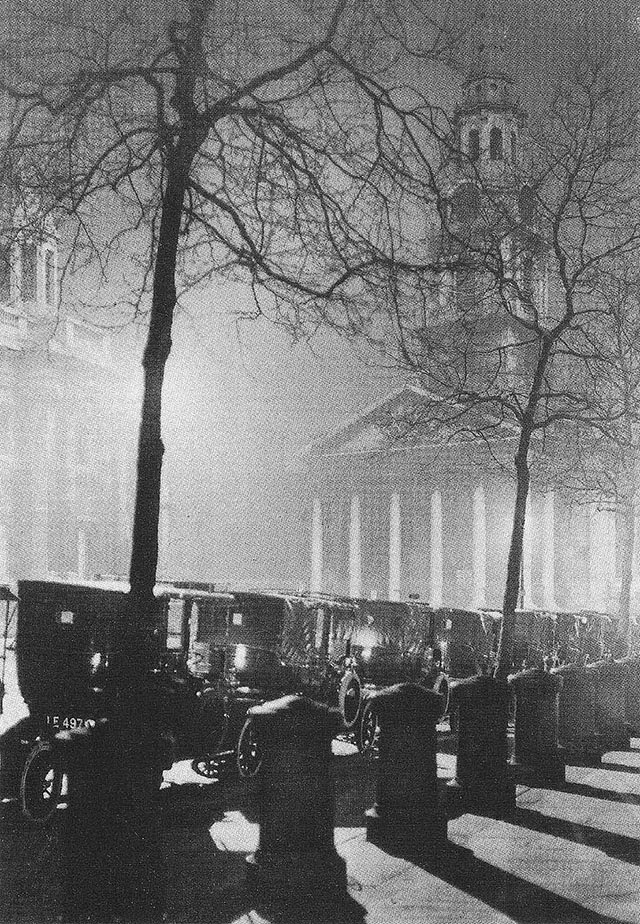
left=2, top=732, right=640, bottom=924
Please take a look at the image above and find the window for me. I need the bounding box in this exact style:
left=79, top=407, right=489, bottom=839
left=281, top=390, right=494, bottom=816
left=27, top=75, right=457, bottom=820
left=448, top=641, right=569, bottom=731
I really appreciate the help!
left=501, top=330, right=518, bottom=378
left=44, top=249, right=56, bottom=306
left=456, top=266, right=478, bottom=313
left=511, top=131, right=517, bottom=162
left=451, top=183, right=480, bottom=225
left=489, top=126, right=503, bottom=161
left=0, top=246, right=10, bottom=302
left=21, top=242, right=37, bottom=300
left=468, top=128, right=480, bottom=161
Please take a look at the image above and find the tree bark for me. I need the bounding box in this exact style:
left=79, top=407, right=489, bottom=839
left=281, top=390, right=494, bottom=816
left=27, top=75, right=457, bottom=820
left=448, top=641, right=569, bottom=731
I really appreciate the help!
left=495, top=433, right=532, bottom=681
left=495, top=334, right=555, bottom=681
left=128, top=168, right=187, bottom=622
left=128, top=2, right=208, bottom=626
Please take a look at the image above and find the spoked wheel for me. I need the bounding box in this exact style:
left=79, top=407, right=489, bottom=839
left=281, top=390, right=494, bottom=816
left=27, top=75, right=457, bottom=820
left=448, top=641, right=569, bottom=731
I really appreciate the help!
left=191, top=756, right=220, bottom=778
left=191, top=708, right=229, bottom=779
left=20, top=741, right=63, bottom=823
left=432, top=673, right=450, bottom=720
left=358, top=701, right=380, bottom=759
left=339, top=670, right=362, bottom=730
left=236, top=719, right=262, bottom=779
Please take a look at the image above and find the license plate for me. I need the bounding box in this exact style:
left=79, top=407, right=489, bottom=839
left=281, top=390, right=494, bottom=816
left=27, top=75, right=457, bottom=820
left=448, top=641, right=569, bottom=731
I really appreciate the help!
left=45, top=716, right=96, bottom=730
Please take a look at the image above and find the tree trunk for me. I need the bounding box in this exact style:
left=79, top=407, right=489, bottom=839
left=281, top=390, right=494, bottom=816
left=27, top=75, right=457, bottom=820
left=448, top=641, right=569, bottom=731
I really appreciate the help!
left=495, top=434, right=532, bottom=681
left=617, top=498, right=635, bottom=651
left=128, top=169, right=186, bottom=624
left=127, top=1, right=207, bottom=631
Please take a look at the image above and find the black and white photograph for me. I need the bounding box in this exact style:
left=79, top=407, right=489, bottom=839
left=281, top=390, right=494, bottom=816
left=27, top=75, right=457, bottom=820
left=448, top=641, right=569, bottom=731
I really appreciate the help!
left=1, top=1, right=640, bottom=921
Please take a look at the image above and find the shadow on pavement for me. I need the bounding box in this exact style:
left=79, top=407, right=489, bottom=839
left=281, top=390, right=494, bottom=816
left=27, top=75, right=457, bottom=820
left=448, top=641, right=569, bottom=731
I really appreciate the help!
left=599, top=760, right=640, bottom=775
left=411, top=842, right=623, bottom=924
left=546, top=779, right=640, bottom=806
left=160, top=777, right=366, bottom=924
left=514, top=805, right=640, bottom=866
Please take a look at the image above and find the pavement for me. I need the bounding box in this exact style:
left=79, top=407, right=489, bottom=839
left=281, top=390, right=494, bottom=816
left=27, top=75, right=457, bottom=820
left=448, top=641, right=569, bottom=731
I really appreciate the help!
left=3, top=735, right=640, bottom=924
left=2, top=646, right=640, bottom=924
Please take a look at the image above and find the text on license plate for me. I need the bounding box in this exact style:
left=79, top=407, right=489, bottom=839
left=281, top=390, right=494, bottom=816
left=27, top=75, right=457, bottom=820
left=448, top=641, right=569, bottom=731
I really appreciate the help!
left=46, top=716, right=96, bottom=729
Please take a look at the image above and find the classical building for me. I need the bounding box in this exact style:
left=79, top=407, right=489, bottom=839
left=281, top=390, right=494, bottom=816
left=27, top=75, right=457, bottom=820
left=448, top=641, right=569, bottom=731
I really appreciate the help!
left=0, top=223, right=139, bottom=583
left=305, top=19, right=632, bottom=617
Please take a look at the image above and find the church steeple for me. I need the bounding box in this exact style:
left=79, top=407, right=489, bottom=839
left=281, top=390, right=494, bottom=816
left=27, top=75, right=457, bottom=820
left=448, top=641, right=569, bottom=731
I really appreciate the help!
left=453, top=11, right=526, bottom=182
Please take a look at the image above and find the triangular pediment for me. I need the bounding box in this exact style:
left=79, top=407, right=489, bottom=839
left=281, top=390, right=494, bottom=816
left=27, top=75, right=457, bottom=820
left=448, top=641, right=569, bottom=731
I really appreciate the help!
left=307, top=384, right=436, bottom=457
left=306, top=382, right=518, bottom=459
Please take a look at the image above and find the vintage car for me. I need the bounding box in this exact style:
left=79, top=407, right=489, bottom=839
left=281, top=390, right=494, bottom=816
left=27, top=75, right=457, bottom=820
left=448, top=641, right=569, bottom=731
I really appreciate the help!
left=334, top=599, right=494, bottom=754
left=182, top=590, right=363, bottom=777
left=553, top=610, right=618, bottom=666
left=0, top=579, right=232, bottom=821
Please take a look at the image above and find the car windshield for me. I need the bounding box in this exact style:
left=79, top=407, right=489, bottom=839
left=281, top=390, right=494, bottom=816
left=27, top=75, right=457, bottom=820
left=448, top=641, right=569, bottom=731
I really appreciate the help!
left=231, top=644, right=282, bottom=678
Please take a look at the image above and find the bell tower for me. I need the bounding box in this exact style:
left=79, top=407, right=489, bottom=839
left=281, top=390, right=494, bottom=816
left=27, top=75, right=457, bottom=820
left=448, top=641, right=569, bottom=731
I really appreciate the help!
left=436, top=10, right=546, bottom=336
left=453, top=12, right=527, bottom=187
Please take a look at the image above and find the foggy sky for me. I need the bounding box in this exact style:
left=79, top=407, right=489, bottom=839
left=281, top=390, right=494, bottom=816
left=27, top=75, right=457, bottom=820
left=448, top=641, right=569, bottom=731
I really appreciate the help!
left=9, top=0, right=637, bottom=589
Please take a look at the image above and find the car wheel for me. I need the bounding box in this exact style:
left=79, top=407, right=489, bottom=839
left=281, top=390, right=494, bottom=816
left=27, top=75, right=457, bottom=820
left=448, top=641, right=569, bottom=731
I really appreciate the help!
left=236, top=718, right=262, bottom=779
left=432, top=673, right=450, bottom=719
left=339, top=670, right=362, bottom=730
left=358, top=700, right=380, bottom=759
left=191, top=756, right=220, bottom=778
left=20, top=741, right=63, bottom=824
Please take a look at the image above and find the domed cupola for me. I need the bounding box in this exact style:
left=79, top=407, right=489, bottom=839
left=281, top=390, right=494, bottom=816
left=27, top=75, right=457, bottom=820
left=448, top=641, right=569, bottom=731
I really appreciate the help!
left=453, top=11, right=527, bottom=186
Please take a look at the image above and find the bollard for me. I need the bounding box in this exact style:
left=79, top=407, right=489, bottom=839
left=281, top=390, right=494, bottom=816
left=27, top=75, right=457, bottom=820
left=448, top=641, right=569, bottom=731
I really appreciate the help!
left=550, top=663, right=599, bottom=756
left=620, top=655, right=640, bottom=736
left=446, top=675, right=515, bottom=819
left=245, top=694, right=347, bottom=900
left=586, top=659, right=631, bottom=752
left=508, top=668, right=565, bottom=785
left=364, top=683, right=447, bottom=857
left=52, top=710, right=170, bottom=922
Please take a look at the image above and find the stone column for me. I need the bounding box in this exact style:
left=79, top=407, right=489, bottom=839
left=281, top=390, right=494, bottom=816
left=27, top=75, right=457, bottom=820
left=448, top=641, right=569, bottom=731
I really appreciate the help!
left=472, top=485, right=486, bottom=608
left=631, top=517, right=640, bottom=614
left=430, top=490, right=443, bottom=607
left=388, top=492, right=401, bottom=601
left=522, top=494, right=534, bottom=608
left=541, top=492, right=556, bottom=610
left=310, top=498, right=323, bottom=594
left=0, top=521, right=7, bottom=578
left=605, top=509, right=617, bottom=610
left=77, top=527, right=88, bottom=579
left=589, top=505, right=615, bottom=612
left=349, top=493, right=362, bottom=598
left=30, top=399, right=56, bottom=577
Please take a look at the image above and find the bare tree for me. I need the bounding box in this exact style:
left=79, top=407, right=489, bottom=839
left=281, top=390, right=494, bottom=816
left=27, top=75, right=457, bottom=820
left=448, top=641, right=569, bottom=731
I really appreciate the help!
left=0, top=0, right=461, bottom=636
left=341, top=39, right=640, bottom=677
left=547, top=263, right=640, bottom=647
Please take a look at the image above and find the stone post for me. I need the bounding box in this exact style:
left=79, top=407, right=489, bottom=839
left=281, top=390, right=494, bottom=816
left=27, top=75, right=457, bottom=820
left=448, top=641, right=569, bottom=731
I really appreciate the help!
left=364, top=682, right=447, bottom=858
left=508, top=667, right=565, bottom=785
left=52, top=716, right=168, bottom=923
left=447, top=675, right=515, bottom=818
left=586, top=659, right=631, bottom=752
left=245, top=695, right=346, bottom=899
left=550, top=663, right=599, bottom=757
left=620, top=655, right=640, bottom=736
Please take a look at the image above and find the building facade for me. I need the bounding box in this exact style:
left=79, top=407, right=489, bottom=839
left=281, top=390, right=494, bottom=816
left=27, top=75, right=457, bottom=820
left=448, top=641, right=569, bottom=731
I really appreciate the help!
left=305, top=18, right=633, bottom=617
left=0, top=226, right=139, bottom=584
left=306, top=384, right=629, bottom=614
